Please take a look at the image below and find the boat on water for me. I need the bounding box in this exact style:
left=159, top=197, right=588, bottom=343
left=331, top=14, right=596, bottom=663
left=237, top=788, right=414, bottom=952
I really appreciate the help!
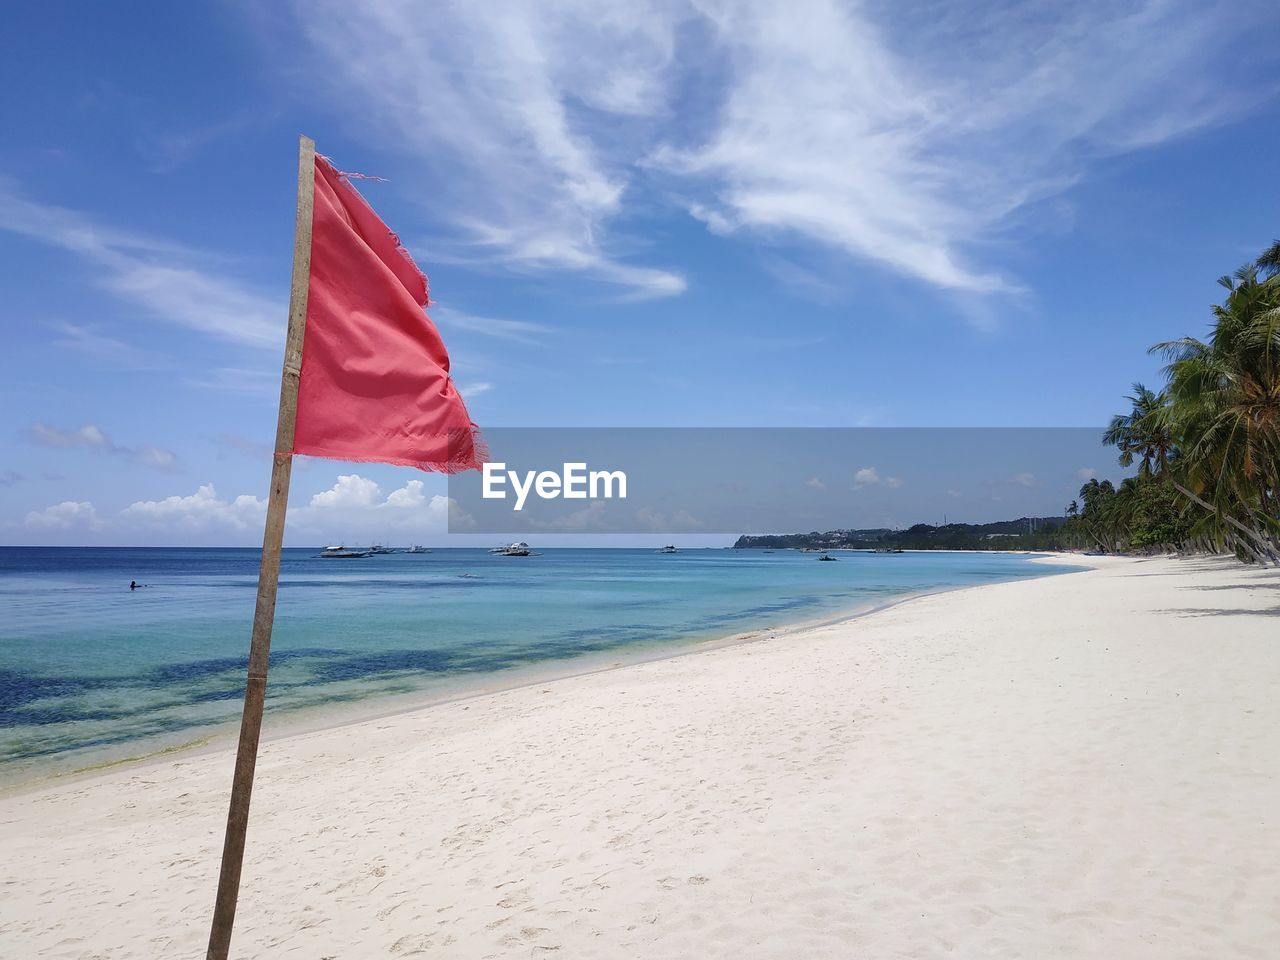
left=369, top=543, right=395, bottom=555
left=657, top=545, right=678, bottom=554
left=873, top=547, right=906, bottom=554
left=490, top=541, right=532, bottom=557
left=406, top=545, right=431, bottom=554
left=319, top=545, right=372, bottom=559
left=818, top=552, right=838, bottom=561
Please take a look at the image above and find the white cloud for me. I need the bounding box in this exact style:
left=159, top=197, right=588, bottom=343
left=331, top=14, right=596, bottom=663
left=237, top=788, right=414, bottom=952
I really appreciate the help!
left=101, top=475, right=468, bottom=541
left=24, top=500, right=103, bottom=531
left=308, top=474, right=381, bottom=509
left=456, top=381, right=493, bottom=399
left=1009, top=472, right=1039, bottom=488
left=297, top=474, right=471, bottom=533
left=272, top=0, right=1273, bottom=302
left=1076, top=467, right=1098, bottom=481
left=0, top=179, right=284, bottom=348
left=804, top=476, right=826, bottom=490
left=28, top=421, right=178, bottom=471
left=384, top=479, right=426, bottom=508
left=854, top=466, right=903, bottom=489
left=122, top=484, right=266, bottom=531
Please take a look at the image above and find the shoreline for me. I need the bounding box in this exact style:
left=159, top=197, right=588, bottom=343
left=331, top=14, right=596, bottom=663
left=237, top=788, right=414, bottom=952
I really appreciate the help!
left=0, top=552, right=1090, bottom=798
left=2, top=553, right=1276, bottom=957
left=1, top=550, right=1090, bottom=796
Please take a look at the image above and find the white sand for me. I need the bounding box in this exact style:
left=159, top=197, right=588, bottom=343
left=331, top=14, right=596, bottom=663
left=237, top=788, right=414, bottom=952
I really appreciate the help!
left=2, top=555, right=1277, bottom=958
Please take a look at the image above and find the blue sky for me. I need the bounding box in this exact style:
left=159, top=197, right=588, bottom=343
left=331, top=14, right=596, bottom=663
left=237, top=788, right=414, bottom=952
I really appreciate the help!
left=2, top=0, right=1277, bottom=546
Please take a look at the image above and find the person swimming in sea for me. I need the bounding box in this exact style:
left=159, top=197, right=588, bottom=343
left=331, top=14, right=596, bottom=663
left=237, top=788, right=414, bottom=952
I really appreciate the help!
left=130, top=580, right=142, bottom=590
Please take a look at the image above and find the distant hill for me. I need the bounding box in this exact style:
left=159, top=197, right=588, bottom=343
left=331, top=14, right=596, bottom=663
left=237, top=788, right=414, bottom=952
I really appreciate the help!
left=733, top=517, right=1067, bottom=551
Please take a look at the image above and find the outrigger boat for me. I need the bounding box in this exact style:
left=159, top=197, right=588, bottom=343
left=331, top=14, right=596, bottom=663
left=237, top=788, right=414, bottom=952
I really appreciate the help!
left=319, top=544, right=372, bottom=559
left=490, top=541, right=532, bottom=557
left=657, top=545, right=678, bottom=554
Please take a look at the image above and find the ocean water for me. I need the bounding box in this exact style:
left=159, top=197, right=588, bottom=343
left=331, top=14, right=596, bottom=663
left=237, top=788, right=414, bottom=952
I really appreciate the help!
left=0, top=547, right=1078, bottom=782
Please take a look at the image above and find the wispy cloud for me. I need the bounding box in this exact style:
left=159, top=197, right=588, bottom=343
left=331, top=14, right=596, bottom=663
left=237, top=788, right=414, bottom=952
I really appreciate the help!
left=27, top=422, right=179, bottom=471
left=430, top=306, right=554, bottom=344
left=139, top=112, right=264, bottom=173
left=275, top=0, right=1275, bottom=302
left=185, top=366, right=279, bottom=398
left=854, top=466, right=903, bottom=489
left=0, top=178, right=282, bottom=348
left=656, top=0, right=1271, bottom=294
left=49, top=321, right=172, bottom=370
left=287, top=0, right=686, bottom=299
left=214, top=433, right=275, bottom=461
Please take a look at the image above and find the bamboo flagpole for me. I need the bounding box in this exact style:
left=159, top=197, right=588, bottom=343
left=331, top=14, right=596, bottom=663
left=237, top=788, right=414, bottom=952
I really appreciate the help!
left=206, top=133, right=316, bottom=960
left=205, top=133, right=485, bottom=957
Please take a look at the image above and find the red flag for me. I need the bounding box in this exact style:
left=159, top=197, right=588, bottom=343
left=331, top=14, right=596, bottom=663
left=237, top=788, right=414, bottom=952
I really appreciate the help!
left=292, top=155, right=486, bottom=472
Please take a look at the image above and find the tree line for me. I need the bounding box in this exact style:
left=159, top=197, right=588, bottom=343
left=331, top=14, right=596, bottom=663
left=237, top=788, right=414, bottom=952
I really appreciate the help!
left=1061, top=240, right=1280, bottom=563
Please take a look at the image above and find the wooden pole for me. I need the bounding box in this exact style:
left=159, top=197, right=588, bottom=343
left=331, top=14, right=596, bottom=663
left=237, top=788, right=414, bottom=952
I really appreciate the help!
left=206, top=134, right=316, bottom=960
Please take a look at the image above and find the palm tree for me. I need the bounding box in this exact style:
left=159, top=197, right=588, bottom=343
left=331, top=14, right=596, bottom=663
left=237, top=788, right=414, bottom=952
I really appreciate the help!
left=1093, top=240, right=1280, bottom=564
left=1141, top=249, right=1280, bottom=563
left=1103, top=383, right=1173, bottom=477
left=1076, top=478, right=1117, bottom=551
left=1257, top=239, right=1280, bottom=279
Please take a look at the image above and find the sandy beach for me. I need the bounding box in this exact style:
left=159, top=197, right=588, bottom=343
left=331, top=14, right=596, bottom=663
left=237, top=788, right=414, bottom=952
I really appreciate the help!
left=2, top=554, right=1277, bottom=958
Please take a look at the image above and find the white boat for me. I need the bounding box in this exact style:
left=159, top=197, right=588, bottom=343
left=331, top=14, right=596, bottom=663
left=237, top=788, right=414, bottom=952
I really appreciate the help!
left=369, top=543, right=394, bottom=554
left=406, top=545, right=430, bottom=554
left=320, top=544, right=372, bottom=559
left=490, top=541, right=532, bottom=556
left=657, top=545, right=678, bottom=554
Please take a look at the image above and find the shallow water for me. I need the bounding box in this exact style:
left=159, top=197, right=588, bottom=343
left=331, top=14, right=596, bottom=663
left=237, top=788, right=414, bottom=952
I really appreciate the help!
left=0, top=547, right=1078, bottom=780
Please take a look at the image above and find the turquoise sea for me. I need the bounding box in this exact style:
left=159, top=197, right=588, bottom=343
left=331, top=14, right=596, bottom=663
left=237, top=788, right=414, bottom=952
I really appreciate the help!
left=0, top=547, right=1079, bottom=783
